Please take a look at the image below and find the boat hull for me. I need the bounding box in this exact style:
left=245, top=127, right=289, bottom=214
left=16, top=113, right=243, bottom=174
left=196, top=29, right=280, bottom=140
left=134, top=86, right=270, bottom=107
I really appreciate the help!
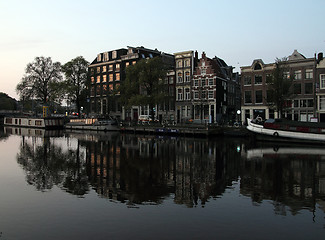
left=247, top=119, right=325, bottom=143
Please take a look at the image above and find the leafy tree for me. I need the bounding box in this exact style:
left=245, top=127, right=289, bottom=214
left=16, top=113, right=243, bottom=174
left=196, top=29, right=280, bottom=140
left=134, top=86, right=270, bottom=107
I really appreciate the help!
left=62, top=56, right=89, bottom=117
left=16, top=56, right=63, bottom=105
left=119, top=57, right=169, bottom=120
left=267, top=57, right=293, bottom=118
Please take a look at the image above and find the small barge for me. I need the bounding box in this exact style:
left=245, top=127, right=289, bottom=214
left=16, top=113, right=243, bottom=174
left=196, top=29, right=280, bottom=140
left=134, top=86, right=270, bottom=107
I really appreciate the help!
left=65, top=118, right=119, bottom=131
left=4, top=116, right=64, bottom=129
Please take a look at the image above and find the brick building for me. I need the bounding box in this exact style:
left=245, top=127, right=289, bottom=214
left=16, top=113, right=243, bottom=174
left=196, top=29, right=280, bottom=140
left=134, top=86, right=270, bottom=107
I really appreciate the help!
left=240, top=50, right=317, bottom=123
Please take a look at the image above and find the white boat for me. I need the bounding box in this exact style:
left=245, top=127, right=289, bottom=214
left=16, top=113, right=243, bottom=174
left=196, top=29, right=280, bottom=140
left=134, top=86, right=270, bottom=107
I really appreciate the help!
left=247, top=118, right=325, bottom=143
left=4, top=116, right=64, bottom=129
left=65, top=118, right=119, bottom=131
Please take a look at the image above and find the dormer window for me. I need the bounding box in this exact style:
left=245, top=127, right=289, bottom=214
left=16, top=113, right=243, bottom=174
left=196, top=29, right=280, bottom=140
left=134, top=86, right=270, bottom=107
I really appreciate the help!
left=254, top=63, right=262, bottom=70
left=97, top=54, right=102, bottom=62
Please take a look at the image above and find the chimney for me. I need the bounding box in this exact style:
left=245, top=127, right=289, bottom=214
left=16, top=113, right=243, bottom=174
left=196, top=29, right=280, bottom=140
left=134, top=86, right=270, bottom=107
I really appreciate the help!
left=202, top=51, right=206, bottom=58
left=318, top=52, right=323, bottom=62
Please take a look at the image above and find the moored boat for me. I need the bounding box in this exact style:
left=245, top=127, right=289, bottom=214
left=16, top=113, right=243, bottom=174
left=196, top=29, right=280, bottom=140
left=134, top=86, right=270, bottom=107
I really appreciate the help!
left=65, top=118, right=119, bottom=131
left=4, top=116, right=64, bottom=129
left=247, top=118, right=325, bottom=143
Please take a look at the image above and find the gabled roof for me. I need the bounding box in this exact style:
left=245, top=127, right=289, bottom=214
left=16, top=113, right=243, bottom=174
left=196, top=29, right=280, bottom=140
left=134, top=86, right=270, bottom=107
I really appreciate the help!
left=288, top=49, right=306, bottom=61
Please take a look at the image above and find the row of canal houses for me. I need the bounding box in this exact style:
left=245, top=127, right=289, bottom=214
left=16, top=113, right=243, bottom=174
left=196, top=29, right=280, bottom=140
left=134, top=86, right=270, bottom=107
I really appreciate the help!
left=88, top=46, right=325, bottom=123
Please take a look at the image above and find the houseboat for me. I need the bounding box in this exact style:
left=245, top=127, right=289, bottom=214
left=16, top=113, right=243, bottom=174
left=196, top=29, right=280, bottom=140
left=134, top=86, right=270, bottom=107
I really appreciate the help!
left=65, top=118, right=119, bottom=131
left=247, top=118, right=325, bottom=143
left=4, top=116, right=64, bottom=129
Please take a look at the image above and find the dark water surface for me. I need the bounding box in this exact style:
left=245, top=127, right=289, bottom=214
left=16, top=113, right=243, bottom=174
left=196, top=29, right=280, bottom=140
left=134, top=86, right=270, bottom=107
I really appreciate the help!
left=0, top=127, right=324, bottom=240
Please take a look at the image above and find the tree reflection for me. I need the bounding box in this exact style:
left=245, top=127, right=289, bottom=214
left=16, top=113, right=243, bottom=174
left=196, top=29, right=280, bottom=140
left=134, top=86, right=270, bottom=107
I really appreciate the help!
left=16, top=136, right=89, bottom=196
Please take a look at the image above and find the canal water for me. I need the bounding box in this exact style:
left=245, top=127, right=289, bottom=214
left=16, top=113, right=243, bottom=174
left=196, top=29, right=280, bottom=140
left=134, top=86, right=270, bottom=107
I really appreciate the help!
left=0, top=126, right=324, bottom=240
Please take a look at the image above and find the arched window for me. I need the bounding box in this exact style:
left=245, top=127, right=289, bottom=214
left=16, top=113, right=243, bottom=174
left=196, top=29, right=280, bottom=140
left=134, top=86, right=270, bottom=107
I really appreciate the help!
left=254, top=63, right=262, bottom=70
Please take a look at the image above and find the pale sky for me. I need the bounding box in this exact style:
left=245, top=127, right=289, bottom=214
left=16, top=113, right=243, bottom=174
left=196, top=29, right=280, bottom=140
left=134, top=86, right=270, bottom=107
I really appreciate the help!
left=1, top=0, right=324, bottom=99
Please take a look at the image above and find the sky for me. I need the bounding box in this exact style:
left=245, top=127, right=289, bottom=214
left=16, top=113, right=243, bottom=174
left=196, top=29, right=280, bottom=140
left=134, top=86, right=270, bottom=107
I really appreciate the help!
left=1, top=0, right=325, bottom=99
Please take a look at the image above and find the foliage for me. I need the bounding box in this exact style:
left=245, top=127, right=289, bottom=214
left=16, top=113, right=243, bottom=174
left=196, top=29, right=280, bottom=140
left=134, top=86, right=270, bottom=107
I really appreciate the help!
left=62, top=56, right=89, bottom=116
left=16, top=56, right=63, bottom=104
left=267, top=57, right=293, bottom=118
left=119, top=57, right=169, bottom=119
left=0, top=92, right=17, bottom=110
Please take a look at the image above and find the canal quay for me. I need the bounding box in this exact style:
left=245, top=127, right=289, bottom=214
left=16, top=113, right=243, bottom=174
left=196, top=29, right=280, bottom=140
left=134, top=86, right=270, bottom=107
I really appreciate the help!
left=0, top=125, right=325, bottom=240
left=119, top=122, right=248, bottom=137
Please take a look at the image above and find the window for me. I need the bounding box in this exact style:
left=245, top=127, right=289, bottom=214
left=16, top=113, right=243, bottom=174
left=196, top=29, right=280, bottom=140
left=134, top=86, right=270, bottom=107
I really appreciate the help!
left=201, top=78, right=206, bottom=87
left=294, top=83, right=301, bottom=94
left=109, top=84, right=113, bottom=91
left=97, top=54, right=101, bottom=62
left=97, top=67, right=101, bottom=73
left=320, top=74, right=325, bottom=89
left=185, top=72, right=190, bottom=82
left=266, top=90, right=273, bottom=102
left=103, top=75, right=107, bottom=82
left=177, top=72, right=183, bottom=83
left=254, top=63, right=262, bottom=70
left=194, top=79, right=199, bottom=86
left=185, top=60, right=189, bottom=67
left=96, top=76, right=100, bottom=83
left=244, top=76, right=251, bottom=85
left=283, top=71, right=290, bottom=79
left=91, top=87, right=95, bottom=96
left=102, top=66, right=107, bottom=72
left=255, top=90, right=263, bottom=103
left=294, top=70, right=301, bottom=80
left=208, top=91, right=214, bottom=99
left=103, top=52, right=109, bottom=61
left=201, top=91, right=206, bottom=99
left=208, top=78, right=214, bottom=86
left=294, top=100, right=299, bottom=108
left=91, top=77, right=95, bottom=84
left=112, top=51, right=117, bottom=59
left=305, top=83, right=313, bottom=94
left=307, top=99, right=313, bottom=107
left=177, top=61, right=182, bottom=68
left=169, top=76, right=174, bottom=84
left=320, top=96, right=325, bottom=110
left=103, top=85, right=107, bottom=94
left=177, top=89, right=183, bottom=100
left=306, top=69, right=313, bottom=79
left=126, top=62, right=129, bottom=67
left=96, top=86, right=101, bottom=95
left=132, top=61, right=136, bottom=65
left=116, top=64, right=120, bottom=70
left=254, top=75, right=262, bottom=85
left=201, top=68, right=206, bottom=75
left=244, top=91, right=252, bottom=104
left=109, top=74, right=113, bottom=82
left=193, top=91, right=198, bottom=99
left=266, top=74, right=272, bottom=84
left=185, top=88, right=190, bottom=100
left=109, top=65, right=113, bottom=71
left=116, top=73, right=120, bottom=81
left=300, top=99, right=307, bottom=107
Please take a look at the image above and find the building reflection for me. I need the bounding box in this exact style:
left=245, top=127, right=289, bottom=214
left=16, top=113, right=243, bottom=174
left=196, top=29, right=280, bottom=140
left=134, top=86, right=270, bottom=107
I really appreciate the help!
left=84, top=134, right=242, bottom=207
left=241, top=145, right=325, bottom=216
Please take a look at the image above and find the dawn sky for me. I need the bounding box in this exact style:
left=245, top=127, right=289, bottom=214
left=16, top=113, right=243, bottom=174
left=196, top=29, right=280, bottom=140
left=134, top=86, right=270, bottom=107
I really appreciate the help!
left=1, top=0, right=325, bottom=99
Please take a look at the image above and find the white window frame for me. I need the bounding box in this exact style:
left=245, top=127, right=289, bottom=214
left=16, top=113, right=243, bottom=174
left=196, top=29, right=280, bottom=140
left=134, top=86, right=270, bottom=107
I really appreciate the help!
left=320, top=74, right=325, bottom=89
left=208, top=90, right=214, bottom=99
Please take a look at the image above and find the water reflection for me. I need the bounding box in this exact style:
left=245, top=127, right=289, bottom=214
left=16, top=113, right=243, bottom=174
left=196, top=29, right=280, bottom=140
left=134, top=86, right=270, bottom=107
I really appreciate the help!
left=14, top=129, right=89, bottom=196
left=8, top=127, right=325, bottom=216
left=241, top=144, right=325, bottom=217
